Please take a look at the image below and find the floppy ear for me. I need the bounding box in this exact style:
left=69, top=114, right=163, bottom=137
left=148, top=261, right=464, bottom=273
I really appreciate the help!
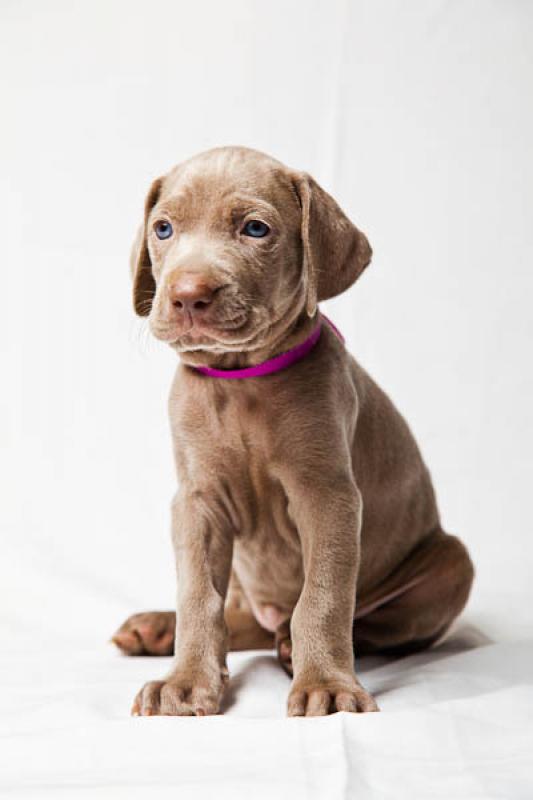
left=131, top=177, right=163, bottom=317
left=293, top=173, right=372, bottom=316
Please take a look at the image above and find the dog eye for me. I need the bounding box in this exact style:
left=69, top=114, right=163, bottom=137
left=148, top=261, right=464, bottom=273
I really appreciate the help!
left=242, top=220, right=270, bottom=238
left=154, top=220, right=173, bottom=240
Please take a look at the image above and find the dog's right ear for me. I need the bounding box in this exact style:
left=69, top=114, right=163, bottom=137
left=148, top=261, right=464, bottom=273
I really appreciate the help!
left=131, top=177, right=163, bottom=317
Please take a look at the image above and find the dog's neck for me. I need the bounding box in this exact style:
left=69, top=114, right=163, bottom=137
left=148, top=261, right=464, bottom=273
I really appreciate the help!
left=177, top=309, right=321, bottom=373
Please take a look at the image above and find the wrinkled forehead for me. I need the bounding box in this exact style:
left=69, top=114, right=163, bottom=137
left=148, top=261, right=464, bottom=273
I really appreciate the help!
left=156, top=149, right=300, bottom=224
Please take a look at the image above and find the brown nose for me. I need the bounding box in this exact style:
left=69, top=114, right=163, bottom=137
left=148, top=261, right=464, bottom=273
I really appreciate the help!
left=168, top=274, right=217, bottom=314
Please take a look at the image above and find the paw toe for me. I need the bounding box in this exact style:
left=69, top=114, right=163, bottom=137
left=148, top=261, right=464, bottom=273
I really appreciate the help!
left=133, top=680, right=164, bottom=715
left=287, top=690, right=307, bottom=717
left=306, top=689, right=332, bottom=717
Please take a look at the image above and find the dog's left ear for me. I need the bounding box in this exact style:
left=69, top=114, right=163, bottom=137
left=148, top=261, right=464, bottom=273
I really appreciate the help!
left=293, top=173, right=372, bottom=316
left=131, top=177, right=163, bottom=317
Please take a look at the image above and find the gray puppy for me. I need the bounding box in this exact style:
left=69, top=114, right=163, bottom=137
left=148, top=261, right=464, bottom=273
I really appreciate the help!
left=113, top=147, right=474, bottom=717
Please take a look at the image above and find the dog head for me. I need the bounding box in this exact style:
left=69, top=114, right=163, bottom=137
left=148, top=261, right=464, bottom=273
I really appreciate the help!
left=131, top=147, right=371, bottom=360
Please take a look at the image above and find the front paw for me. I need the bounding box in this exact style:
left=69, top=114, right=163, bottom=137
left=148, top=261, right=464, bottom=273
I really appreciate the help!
left=132, top=670, right=227, bottom=717
left=287, top=676, right=379, bottom=717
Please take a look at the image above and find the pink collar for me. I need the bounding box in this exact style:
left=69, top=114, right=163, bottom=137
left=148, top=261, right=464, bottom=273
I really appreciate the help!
left=192, top=314, right=344, bottom=380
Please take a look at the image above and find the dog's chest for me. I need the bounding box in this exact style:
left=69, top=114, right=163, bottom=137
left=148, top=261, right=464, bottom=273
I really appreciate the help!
left=172, top=372, right=305, bottom=609
left=230, top=464, right=304, bottom=613
left=217, top=431, right=304, bottom=611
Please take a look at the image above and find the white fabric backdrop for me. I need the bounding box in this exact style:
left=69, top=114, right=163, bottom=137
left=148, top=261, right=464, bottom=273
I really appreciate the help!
left=1, top=0, right=532, bottom=797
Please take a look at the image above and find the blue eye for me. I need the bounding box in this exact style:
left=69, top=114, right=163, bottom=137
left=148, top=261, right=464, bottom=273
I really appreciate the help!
left=242, top=219, right=270, bottom=238
left=154, top=220, right=173, bottom=240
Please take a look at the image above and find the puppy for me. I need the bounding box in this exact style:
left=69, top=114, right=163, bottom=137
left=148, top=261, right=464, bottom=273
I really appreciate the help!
left=113, top=146, right=474, bottom=717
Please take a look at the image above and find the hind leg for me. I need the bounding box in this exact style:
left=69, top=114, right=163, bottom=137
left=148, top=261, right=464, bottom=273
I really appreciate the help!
left=276, top=531, right=474, bottom=674
left=112, top=571, right=274, bottom=656
left=354, top=531, right=474, bottom=655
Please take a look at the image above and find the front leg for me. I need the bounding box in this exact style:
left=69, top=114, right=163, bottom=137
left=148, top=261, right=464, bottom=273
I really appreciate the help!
left=283, top=472, right=378, bottom=716
left=132, top=487, right=233, bottom=716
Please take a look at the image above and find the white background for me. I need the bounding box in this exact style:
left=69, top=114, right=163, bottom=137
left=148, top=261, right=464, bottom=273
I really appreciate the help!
left=1, top=1, right=532, bottom=797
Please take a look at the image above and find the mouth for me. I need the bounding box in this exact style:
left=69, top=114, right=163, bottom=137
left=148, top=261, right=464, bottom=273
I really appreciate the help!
left=150, top=312, right=259, bottom=352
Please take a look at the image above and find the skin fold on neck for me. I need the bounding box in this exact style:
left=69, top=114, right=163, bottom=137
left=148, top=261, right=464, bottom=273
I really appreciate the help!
left=176, top=308, right=320, bottom=372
